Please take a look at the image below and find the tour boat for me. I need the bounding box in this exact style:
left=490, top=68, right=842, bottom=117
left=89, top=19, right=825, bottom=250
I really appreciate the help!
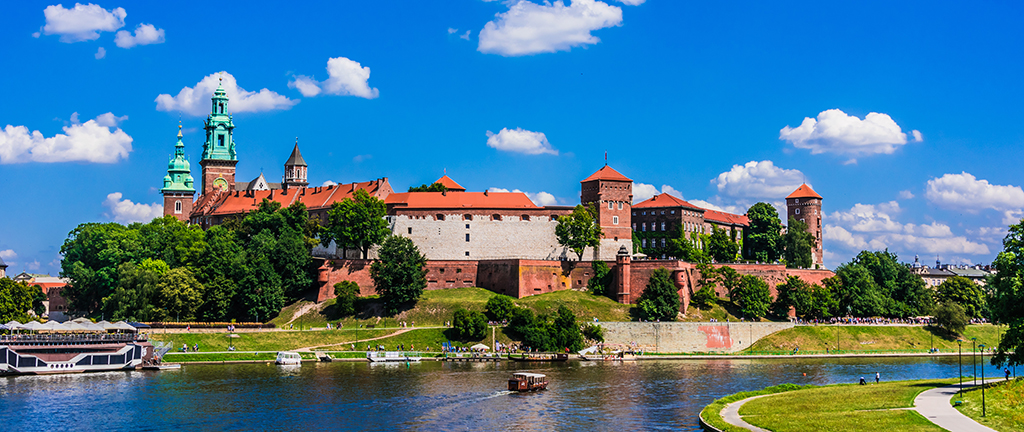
left=275, top=351, right=303, bottom=365
left=508, top=372, right=548, bottom=392
left=0, top=332, right=155, bottom=376
left=507, top=353, right=569, bottom=362
left=366, top=351, right=422, bottom=362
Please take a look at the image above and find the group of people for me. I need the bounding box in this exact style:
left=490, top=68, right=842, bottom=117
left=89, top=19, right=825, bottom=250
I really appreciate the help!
left=827, top=317, right=935, bottom=325
left=180, top=343, right=199, bottom=352
left=859, top=372, right=882, bottom=385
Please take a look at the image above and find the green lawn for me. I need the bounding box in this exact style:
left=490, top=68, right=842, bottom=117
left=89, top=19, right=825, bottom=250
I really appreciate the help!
left=699, top=384, right=812, bottom=432
left=149, top=329, right=393, bottom=352
left=955, top=378, right=1024, bottom=432
left=703, top=379, right=954, bottom=432
left=748, top=324, right=1004, bottom=353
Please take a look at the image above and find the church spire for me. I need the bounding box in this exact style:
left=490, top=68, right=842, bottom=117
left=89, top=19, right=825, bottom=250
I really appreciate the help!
left=199, top=73, right=238, bottom=194
left=162, top=123, right=195, bottom=222
left=283, top=138, right=308, bottom=189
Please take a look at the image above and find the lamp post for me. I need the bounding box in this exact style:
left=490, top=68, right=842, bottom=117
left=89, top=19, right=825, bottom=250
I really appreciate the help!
left=957, top=339, right=963, bottom=398
left=971, top=337, right=978, bottom=385
left=979, top=343, right=986, bottom=417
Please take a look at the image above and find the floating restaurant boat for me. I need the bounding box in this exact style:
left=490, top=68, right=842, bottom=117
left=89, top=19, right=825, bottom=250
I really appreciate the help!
left=0, top=320, right=155, bottom=376
left=507, top=353, right=569, bottom=362
left=366, top=351, right=422, bottom=362
left=508, top=372, right=548, bottom=392
left=275, top=352, right=303, bottom=365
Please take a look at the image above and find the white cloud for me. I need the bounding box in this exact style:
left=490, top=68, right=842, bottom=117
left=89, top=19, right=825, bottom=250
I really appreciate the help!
left=156, top=71, right=299, bottom=116
left=478, top=0, right=623, bottom=56
left=926, top=172, right=1024, bottom=213
left=94, top=46, right=105, bottom=59
left=780, top=109, right=921, bottom=157
left=352, top=154, right=372, bottom=163
left=824, top=201, right=990, bottom=257
left=711, top=160, right=806, bottom=200
left=41, top=3, right=126, bottom=43
left=632, top=183, right=683, bottom=203
left=0, top=250, right=16, bottom=260
left=114, top=23, right=165, bottom=48
left=322, top=180, right=337, bottom=186
left=461, top=30, right=471, bottom=40
left=103, top=192, right=163, bottom=224
left=617, top=0, right=646, bottom=4
left=448, top=28, right=458, bottom=34
left=898, top=190, right=914, bottom=200
left=288, top=57, right=379, bottom=99
left=486, top=127, right=558, bottom=155
left=0, top=113, right=132, bottom=164
left=488, top=187, right=558, bottom=206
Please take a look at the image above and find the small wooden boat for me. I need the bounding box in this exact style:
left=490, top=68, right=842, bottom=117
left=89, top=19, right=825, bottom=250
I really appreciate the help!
left=508, top=372, right=547, bottom=392
left=507, top=353, right=568, bottom=362
left=275, top=352, right=302, bottom=365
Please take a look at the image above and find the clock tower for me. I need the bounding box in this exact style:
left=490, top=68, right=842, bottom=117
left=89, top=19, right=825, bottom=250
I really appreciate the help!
left=199, top=77, right=238, bottom=194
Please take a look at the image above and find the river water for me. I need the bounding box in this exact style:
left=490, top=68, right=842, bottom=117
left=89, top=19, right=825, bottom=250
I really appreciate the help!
left=0, top=356, right=994, bottom=431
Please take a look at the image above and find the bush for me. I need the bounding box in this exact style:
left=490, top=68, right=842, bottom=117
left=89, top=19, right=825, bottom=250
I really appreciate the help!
left=484, top=295, right=516, bottom=322
left=333, top=281, right=360, bottom=316
left=587, top=261, right=614, bottom=297
left=733, top=275, right=771, bottom=319
left=452, top=308, right=487, bottom=340
left=691, top=286, right=717, bottom=310
left=582, top=323, right=604, bottom=342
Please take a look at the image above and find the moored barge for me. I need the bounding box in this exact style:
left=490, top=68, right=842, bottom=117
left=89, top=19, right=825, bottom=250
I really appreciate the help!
left=1, top=330, right=154, bottom=376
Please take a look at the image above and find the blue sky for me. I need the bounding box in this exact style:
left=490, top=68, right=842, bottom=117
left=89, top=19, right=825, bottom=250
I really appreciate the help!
left=2, top=0, right=1023, bottom=275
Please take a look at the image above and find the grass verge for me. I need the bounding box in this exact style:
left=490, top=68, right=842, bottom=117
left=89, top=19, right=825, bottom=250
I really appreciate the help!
left=955, top=377, right=1024, bottom=432
left=699, top=383, right=813, bottom=432
left=149, top=329, right=393, bottom=352
left=747, top=324, right=1004, bottom=353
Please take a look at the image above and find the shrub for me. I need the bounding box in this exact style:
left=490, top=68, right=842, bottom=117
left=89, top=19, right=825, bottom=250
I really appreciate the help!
left=582, top=323, right=604, bottom=342
left=637, top=268, right=680, bottom=321
left=484, top=295, right=516, bottom=322
left=587, top=261, right=614, bottom=297
left=333, top=281, right=360, bottom=316
left=452, top=308, right=487, bottom=340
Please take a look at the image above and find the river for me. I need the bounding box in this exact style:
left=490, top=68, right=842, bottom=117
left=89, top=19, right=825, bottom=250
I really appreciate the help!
left=0, top=356, right=996, bottom=431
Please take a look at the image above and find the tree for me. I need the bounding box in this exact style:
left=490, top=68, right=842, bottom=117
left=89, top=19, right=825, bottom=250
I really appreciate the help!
left=669, top=231, right=709, bottom=264
left=783, top=217, right=815, bottom=269
left=371, top=235, right=427, bottom=315
left=452, top=308, right=487, bottom=340
left=744, top=202, right=783, bottom=263
left=158, top=267, right=205, bottom=322
left=508, top=307, right=553, bottom=351
left=408, top=182, right=447, bottom=192
left=485, top=294, right=516, bottom=322
left=707, top=226, right=739, bottom=263
left=690, top=264, right=719, bottom=310
left=0, top=279, right=43, bottom=322
left=333, top=281, right=360, bottom=316
left=239, top=231, right=286, bottom=323
left=717, top=266, right=742, bottom=297
left=587, top=261, right=614, bottom=298
left=834, top=250, right=933, bottom=318
left=632, top=231, right=643, bottom=255
left=637, top=268, right=680, bottom=320
left=551, top=305, right=584, bottom=352
left=990, top=220, right=1024, bottom=367
left=935, top=276, right=986, bottom=319
left=322, top=189, right=389, bottom=259
left=103, top=258, right=168, bottom=322
left=771, top=275, right=835, bottom=319
left=934, top=302, right=968, bottom=336
left=555, top=204, right=603, bottom=261
left=732, top=275, right=771, bottom=319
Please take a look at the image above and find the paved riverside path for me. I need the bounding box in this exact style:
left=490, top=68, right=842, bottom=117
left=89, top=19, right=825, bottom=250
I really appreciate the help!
left=914, top=382, right=998, bottom=432
left=719, top=394, right=772, bottom=432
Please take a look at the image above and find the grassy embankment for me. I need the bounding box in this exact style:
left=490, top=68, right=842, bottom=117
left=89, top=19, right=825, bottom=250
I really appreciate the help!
left=955, top=378, right=1024, bottom=432
left=748, top=324, right=1005, bottom=354
left=701, top=379, right=955, bottom=432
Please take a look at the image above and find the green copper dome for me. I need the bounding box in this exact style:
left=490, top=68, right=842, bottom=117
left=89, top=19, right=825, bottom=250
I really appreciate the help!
left=201, top=79, right=237, bottom=162
left=161, top=126, right=196, bottom=194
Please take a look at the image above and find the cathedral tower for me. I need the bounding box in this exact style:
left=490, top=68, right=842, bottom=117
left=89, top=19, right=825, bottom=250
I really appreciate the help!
left=580, top=165, right=633, bottom=260
left=786, top=184, right=823, bottom=267
left=283, top=139, right=308, bottom=189
left=161, top=124, right=196, bottom=222
left=199, top=78, right=238, bottom=194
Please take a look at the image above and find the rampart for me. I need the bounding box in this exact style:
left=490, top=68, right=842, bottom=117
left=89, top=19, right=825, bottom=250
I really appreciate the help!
left=597, top=321, right=794, bottom=353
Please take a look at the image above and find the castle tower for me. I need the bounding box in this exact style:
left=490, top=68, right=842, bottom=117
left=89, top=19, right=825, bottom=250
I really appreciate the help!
left=199, top=77, right=238, bottom=194
left=580, top=165, right=633, bottom=260
left=161, top=124, right=196, bottom=222
left=283, top=139, right=308, bottom=190
left=786, top=184, right=823, bottom=267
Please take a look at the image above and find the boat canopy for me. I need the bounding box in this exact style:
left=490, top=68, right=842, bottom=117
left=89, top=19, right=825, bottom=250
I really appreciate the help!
left=512, top=372, right=546, bottom=379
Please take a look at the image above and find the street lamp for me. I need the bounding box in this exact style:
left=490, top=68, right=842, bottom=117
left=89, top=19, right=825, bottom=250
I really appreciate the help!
left=971, top=337, right=978, bottom=385
left=979, top=343, right=986, bottom=417
left=957, top=339, right=963, bottom=398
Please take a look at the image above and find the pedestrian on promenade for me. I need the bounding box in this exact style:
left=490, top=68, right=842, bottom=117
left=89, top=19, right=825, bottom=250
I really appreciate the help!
left=875, top=372, right=880, bottom=384
left=1006, top=368, right=1011, bottom=380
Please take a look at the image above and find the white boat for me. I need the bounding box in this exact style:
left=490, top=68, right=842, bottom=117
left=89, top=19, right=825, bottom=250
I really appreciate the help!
left=275, top=351, right=302, bottom=365
left=366, top=351, right=422, bottom=362
left=1, top=332, right=154, bottom=376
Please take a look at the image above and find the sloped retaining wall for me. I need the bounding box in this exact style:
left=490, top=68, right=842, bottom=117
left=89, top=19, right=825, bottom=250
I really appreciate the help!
left=598, top=321, right=794, bottom=353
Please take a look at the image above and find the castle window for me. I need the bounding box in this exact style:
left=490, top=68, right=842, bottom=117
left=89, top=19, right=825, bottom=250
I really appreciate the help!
left=661, top=222, right=666, bottom=231
left=642, top=223, right=646, bottom=231
left=642, top=239, right=647, bottom=247
left=408, top=227, right=413, bottom=234
left=218, top=135, right=225, bottom=146
left=671, top=210, right=675, bottom=214
left=618, top=202, right=623, bottom=210
left=795, top=208, right=800, bottom=215
left=466, top=224, right=470, bottom=229
left=661, top=238, right=666, bottom=247
left=436, top=214, right=445, bottom=221
left=174, top=200, right=182, bottom=214
left=464, top=214, right=473, bottom=221
left=465, top=251, right=470, bottom=256
left=642, top=211, right=646, bottom=216
left=632, top=223, right=636, bottom=230
left=608, top=202, right=613, bottom=209
left=466, top=234, right=471, bottom=242
left=612, top=216, right=619, bottom=225
left=795, top=199, right=799, bottom=203
left=521, top=215, right=530, bottom=221
left=491, top=214, right=502, bottom=221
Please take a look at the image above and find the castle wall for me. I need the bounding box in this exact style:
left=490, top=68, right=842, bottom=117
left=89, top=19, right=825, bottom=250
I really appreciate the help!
left=389, top=212, right=571, bottom=261
left=597, top=321, right=794, bottom=353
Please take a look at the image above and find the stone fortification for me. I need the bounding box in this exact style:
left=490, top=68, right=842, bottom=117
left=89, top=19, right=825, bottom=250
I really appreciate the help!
left=389, top=212, right=570, bottom=261
left=597, top=321, right=794, bottom=353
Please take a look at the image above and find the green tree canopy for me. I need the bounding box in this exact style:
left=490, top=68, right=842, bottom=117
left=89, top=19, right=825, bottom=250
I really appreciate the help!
left=707, top=226, right=739, bottom=263
left=783, top=217, right=815, bottom=269
left=935, top=276, right=986, bottom=319
left=333, top=281, right=361, bottom=317
left=370, top=235, right=427, bottom=315
left=744, top=202, right=783, bottom=263
left=408, top=182, right=448, bottom=192
left=990, top=220, right=1024, bottom=367
left=772, top=275, right=836, bottom=319
left=551, top=305, right=584, bottom=352
left=322, top=189, right=389, bottom=259
left=834, top=250, right=933, bottom=318
left=452, top=308, right=488, bottom=340
left=0, top=279, right=44, bottom=322
left=732, top=275, right=772, bottom=319
left=158, top=267, right=205, bottom=322
left=485, top=294, right=516, bottom=322
left=668, top=231, right=709, bottom=264
left=934, top=302, right=968, bottom=336
left=586, top=261, right=614, bottom=298
left=555, top=204, right=603, bottom=261
left=637, top=268, right=680, bottom=320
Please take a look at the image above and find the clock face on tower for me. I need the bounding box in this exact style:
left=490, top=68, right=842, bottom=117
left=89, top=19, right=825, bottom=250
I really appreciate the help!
left=213, top=177, right=229, bottom=190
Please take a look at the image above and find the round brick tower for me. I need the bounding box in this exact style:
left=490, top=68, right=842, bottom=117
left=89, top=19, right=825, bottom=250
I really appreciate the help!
left=786, top=184, right=823, bottom=267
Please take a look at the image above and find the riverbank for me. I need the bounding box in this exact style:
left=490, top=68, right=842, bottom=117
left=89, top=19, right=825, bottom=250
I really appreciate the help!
left=749, top=324, right=1004, bottom=353
left=955, top=378, right=1024, bottom=432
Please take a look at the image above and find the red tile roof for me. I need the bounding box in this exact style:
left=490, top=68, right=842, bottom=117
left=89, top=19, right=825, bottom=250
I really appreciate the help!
left=385, top=191, right=539, bottom=210
left=703, top=209, right=749, bottom=226
left=581, top=165, right=631, bottom=183
left=632, top=193, right=704, bottom=211
left=192, top=179, right=392, bottom=217
left=787, top=184, right=822, bottom=199
left=435, top=175, right=466, bottom=192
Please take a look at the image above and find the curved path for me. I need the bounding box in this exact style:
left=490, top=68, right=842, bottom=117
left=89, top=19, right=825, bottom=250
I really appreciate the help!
left=293, top=328, right=415, bottom=352
left=719, top=394, right=772, bottom=432
left=913, top=382, right=997, bottom=432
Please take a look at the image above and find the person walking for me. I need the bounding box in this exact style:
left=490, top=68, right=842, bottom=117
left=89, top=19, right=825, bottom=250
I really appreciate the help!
left=875, top=372, right=880, bottom=384
left=1007, top=368, right=1011, bottom=381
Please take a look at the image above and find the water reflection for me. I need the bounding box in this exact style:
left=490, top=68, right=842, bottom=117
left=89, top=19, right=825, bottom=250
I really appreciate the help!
left=0, top=357, right=977, bottom=431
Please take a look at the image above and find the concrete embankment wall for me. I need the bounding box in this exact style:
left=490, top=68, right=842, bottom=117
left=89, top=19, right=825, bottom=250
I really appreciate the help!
left=598, top=322, right=794, bottom=353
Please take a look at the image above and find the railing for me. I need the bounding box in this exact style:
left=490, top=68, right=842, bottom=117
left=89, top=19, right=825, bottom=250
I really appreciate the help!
left=0, top=334, right=146, bottom=344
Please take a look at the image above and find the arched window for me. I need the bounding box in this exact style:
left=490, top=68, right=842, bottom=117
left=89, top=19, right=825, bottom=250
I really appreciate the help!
left=612, top=216, right=619, bottom=225
left=795, top=208, right=800, bottom=215
left=174, top=200, right=182, bottom=214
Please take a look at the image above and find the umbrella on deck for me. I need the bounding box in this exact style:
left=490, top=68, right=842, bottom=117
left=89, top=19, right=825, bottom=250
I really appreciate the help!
left=470, top=343, right=490, bottom=351
left=18, top=321, right=44, bottom=331
left=111, top=321, right=137, bottom=332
